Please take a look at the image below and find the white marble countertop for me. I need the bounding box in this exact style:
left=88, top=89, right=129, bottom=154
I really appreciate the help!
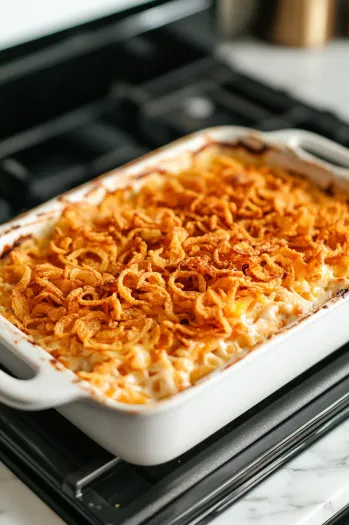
left=1, top=418, right=349, bottom=525
left=2, top=5, right=349, bottom=525
left=220, top=37, right=349, bottom=121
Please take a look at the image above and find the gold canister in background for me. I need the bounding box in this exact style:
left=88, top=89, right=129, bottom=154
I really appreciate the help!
left=270, top=0, right=337, bottom=47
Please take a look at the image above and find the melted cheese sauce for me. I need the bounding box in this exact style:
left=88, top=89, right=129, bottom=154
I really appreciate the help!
left=1, top=151, right=349, bottom=404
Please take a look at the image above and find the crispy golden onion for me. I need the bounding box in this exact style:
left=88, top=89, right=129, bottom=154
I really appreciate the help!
left=0, top=153, right=349, bottom=404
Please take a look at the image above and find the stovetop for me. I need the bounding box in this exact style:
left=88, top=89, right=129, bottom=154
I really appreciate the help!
left=2, top=1, right=349, bottom=524
left=1, top=0, right=349, bottom=223
left=2, top=344, right=349, bottom=525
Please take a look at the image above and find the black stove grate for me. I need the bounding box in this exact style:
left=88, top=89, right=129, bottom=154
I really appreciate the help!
left=0, top=0, right=348, bottom=219
left=2, top=344, right=349, bottom=525
left=1, top=2, right=349, bottom=524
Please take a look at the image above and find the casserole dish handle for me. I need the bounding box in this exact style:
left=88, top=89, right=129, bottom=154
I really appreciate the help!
left=0, top=366, right=84, bottom=410
left=267, top=129, right=349, bottom=174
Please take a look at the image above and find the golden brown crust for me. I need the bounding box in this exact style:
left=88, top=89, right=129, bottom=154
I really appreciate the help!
left=0, top=152, right=349, bottom=403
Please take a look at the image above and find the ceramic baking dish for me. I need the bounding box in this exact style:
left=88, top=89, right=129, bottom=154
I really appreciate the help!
left=1, top=126, right=349, bottom=466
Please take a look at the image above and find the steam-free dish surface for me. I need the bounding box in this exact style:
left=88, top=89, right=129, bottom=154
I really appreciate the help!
left=1, top=127, right=349, bottom=465
left=0, top=140, right=349, bottom=406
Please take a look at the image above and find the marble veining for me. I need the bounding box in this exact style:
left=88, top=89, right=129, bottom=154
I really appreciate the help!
left=1, top=419, right=349, bottom=525
left=0, top=466, right=63, bottom=525
left=212, top=418, right=349, bottom=525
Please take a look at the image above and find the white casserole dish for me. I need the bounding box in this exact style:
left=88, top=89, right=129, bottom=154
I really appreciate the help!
left=1, top=126, right=349, bottom=466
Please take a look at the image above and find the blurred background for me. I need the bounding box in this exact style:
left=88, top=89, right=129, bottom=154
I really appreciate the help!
left=0, top=0, right=348, bottom=222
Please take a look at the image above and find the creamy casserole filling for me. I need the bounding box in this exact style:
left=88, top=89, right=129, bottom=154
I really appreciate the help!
left=0, top=150, right=349, bottom=404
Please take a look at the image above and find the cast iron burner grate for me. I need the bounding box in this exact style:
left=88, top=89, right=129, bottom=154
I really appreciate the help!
left=1, top=2, right=349, bottom=524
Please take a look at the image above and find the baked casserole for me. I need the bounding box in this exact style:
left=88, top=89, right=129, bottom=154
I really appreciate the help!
left=0, top=144, right=348, bottom=404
